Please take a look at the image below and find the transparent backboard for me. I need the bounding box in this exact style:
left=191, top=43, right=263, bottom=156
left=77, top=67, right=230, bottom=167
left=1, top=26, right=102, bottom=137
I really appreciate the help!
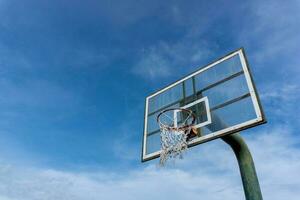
left=142, top=48, right=266, bottom=162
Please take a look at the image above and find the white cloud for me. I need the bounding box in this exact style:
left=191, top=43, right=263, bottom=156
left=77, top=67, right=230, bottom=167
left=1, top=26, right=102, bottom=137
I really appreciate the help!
left=132, top=49, right=172, bottom=80
left=132, top=41, right=214, bottom=81
left=260, top=83, right=300, bottom=124
left=246, top=127, right=300, bottom=198
left=0, top=126, right=299, bottom=200
left=240, top=0, right=300, bottom=72
left=112, top=124, right=140, bottom=161
left=260, top=84, right=300, bottom=101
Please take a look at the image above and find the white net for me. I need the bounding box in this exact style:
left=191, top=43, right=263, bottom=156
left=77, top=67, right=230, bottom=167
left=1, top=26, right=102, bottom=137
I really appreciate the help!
left=159, top=127, right=192, bottom=166
left=157, top=108, right=195, bottom=166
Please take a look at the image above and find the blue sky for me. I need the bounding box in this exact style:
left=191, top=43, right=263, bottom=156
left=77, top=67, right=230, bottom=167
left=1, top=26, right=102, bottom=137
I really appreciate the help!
left=0, top=0, right=299, bottom=199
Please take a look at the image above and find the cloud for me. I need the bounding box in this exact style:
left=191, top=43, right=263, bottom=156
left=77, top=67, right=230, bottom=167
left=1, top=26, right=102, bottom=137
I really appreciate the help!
left=0, top=1, right=298, bottom=199
left=112, top=123, right=140, bottom=161
left=132, top=40, right=215, bottom=81
left=246, top=127, right=300, bottom=198
left=132, top=48, right=172, bottom=80
left=0, top=126, right=299, bottom=200
left=260, top=84, right=300, bottom=101
left=239, top=0, right=300, bottom=73
left=131, top=0, right=300, bottom=83
left=130, top=1, right=239, bottom=81
left=260, top=83, right=300, bottom=125
left=235, top=0, right=300, bottom=127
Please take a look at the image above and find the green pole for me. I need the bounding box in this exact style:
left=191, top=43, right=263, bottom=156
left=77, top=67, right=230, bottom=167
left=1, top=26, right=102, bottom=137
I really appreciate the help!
left=221, top=133, right=263, bottom=200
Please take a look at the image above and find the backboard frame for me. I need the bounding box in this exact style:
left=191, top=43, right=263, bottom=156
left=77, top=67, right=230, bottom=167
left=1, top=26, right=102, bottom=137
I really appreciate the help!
left=174, top=96, right=212, bottom=129
left=141, top=48, right=266, bottom=162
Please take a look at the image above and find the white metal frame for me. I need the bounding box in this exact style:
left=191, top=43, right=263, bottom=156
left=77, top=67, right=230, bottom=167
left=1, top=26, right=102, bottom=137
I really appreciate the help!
left=142, top=49, right=264, bottom=161
left=174, top=96, right=212, bottom=129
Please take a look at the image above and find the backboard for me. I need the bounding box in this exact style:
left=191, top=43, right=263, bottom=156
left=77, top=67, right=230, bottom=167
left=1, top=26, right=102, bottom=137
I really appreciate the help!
left=141, top=48, right=266, bottom=162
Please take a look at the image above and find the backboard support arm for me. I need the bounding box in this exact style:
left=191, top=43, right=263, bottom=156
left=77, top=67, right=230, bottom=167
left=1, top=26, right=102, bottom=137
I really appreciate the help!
left=222, top=133, right=263, bottom=200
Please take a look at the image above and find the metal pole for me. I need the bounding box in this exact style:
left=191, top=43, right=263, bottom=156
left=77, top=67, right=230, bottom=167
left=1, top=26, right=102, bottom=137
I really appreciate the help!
left=221, top=133, right=263, bottom=200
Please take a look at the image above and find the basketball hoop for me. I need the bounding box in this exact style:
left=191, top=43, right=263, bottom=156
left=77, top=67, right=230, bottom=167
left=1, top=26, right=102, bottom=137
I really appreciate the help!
left=157, top=108, right=196, bottom=166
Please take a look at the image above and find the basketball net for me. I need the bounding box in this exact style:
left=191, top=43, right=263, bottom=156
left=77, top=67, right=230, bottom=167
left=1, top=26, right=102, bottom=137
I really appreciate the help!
left=157, top=108, right=195, bottom=166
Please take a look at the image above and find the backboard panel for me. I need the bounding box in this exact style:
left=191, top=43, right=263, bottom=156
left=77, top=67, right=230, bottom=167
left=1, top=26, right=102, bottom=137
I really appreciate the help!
left=142, top=48, right=266, bottom=162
